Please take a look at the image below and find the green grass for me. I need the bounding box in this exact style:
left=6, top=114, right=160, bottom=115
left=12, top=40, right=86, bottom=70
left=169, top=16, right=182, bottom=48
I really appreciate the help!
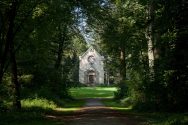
left=22, top=98, right=57, bottom=110
left=143, top=113, right=188, bottom=125
left=0, top=97, right=85, bottom=125
left=0, top=98, right=55, bottom=125
left=102, top=99, right=188, bottom=125
left=57, top=99, right=85, bottom=112
left=102, top=98, right=132, bottom=110
left=2, top=87, right=187, bottom=125
left=70, top=87, right=117, bottom=99
left=1, top=87, right=117, bottom=125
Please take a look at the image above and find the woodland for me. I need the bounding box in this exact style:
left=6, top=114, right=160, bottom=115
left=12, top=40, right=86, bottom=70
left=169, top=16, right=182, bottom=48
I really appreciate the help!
left=0, top=0, right=188, bottom=124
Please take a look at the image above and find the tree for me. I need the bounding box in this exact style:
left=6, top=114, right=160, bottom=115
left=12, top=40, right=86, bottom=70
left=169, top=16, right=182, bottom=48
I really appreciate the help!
left=0, top=0, right=77, bottom=109
left=0, top=0, right=21, bottom=109
left=145, top=0, right=155, bottom=81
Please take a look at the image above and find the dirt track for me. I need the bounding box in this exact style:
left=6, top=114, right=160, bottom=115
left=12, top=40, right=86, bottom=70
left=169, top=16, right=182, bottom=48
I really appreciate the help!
left=46, top=98, right=146, bottom=125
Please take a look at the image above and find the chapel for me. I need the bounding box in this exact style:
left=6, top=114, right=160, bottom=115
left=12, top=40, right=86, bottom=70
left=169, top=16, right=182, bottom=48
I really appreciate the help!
left=79, top=46, right=104, bottom=85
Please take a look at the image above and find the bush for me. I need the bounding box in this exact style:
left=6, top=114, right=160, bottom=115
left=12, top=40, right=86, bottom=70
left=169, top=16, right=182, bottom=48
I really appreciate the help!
left=114, top=81, right=128, bottom=100
left=120, top=97, right=133, bottom=107
left=0, top=101, right=7, bottom=112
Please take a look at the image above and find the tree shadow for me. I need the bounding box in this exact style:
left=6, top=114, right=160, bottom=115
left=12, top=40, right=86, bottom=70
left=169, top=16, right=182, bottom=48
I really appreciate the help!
left=0, top=105, right=71, bottom=125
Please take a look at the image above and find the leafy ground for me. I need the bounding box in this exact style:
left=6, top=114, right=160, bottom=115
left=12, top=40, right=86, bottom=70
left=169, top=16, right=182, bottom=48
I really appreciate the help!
left=1, top=87, right=188, bottom=125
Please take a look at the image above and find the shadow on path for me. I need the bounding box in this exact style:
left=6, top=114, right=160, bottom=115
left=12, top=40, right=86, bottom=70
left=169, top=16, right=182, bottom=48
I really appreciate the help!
left=46, top=98, right=146, bottom=125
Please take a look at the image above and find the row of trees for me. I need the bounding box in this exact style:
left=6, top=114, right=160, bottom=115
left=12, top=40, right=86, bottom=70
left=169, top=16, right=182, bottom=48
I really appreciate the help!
left=0, top=0, right=106, bottom=110
left=0, top=0, right=187, bottom=112
left=89, top=0, right=187, bottom=112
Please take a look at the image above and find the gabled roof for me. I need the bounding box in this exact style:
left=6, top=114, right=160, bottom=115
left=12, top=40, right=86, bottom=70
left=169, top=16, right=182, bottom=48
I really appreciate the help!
left=79, top=46, right=103, bottom=59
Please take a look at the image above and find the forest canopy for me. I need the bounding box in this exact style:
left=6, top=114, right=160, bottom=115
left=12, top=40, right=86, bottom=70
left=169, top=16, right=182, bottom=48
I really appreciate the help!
left=0, top=0, right=187, bottom=113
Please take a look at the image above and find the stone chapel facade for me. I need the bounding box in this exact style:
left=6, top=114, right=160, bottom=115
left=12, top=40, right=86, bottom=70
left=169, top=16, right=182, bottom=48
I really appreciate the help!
left=79, top=46, right=104, bottom=85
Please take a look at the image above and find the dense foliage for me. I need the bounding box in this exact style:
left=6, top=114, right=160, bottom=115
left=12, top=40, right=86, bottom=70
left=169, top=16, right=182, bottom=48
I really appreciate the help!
left=0, top=0, right=89, bottom=110
left=96, top=0, right=188, bottom=112
left=0, top=0, right=187, bottom=113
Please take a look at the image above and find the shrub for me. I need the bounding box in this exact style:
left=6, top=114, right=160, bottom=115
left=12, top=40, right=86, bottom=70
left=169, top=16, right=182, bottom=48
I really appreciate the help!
left=114, top=81, right=128, bottom=100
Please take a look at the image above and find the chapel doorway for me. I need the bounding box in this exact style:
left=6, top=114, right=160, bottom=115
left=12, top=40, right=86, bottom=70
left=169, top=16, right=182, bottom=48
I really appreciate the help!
left=88, top=70, right=96, bottom=85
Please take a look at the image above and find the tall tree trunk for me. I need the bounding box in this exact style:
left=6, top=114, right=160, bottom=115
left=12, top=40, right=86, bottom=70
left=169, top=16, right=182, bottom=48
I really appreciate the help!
left=0, top=1, right=18, bottom=84
left=54, top=25, right=67, bottom=69
left=146, top=0, right=155, bottom=81
left=175, top=0, right=188, bottom=70
left=10, top=44, right=21, bottom=110
left=120, top=46, right=126, bottom=81
left=172, top=0, right=188, bottom=111
left=0, top=11, right=3, bottom=65
left=6, top=0, right=21, bottom=109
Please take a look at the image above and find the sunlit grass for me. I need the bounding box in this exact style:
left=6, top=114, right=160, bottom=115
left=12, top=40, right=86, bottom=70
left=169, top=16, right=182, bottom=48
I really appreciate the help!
left=22, top=98, right=57, bottom=110
left=0, top=97, right=85, bottom=125
left=70, top=87, right=117, bottom=99
left=56, top=107, right=80, bottom=112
